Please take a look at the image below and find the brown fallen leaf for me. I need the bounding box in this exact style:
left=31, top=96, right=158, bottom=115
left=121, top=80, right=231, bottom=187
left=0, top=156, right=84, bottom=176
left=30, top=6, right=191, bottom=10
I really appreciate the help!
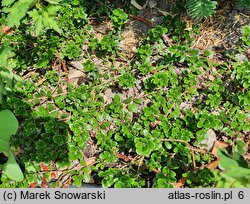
left=1, top=26, right=13, bottom=35
left=114, top=152, right=130, bottom=162
left=243, top=153, right=250, bottom=161
left=84, top=156, right=97, bottom=167
left=172, top=177, right=188, bottom=188
left=68, top=69, right=86, bottom=85
left=245, top=48, right=250, bottom=61
left=40, top=162, right=50, bottom=172
left=58, top=173, right=71, bottom=188
left=89, top=130, right=97, bottom=138
left=211, top=140, right=228, bottom=156
left=51, top=172, right=57, bottom=179
left=35, top=77, right=46, bottom=86
left=205, top=159, right=220, bottom=170
left=152, top=167, right=160, bottom=174
left=41, top=181, right=48, bottom=188
left=52, top=171, right=63, bottom=180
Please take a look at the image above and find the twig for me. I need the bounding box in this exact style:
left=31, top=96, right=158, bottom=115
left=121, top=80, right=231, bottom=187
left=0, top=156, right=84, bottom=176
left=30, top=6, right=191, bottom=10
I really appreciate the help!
left=114, top=152, right=131, bottom=162
left=28, top=92, right=67, bottom=102
left=55, top=50, right=69, bottom=82
left=129, top=14, right=154, bottom=28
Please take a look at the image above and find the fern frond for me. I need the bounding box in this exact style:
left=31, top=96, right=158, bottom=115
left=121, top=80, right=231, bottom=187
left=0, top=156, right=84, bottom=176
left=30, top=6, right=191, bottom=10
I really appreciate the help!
left=187, top=0, right=217, bottom=21
left=235, top=0, right=250, bottom=10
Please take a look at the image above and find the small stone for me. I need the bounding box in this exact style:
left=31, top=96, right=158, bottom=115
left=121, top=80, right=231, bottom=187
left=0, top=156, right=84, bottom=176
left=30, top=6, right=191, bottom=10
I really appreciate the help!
left=198, top=129, right=217, bottom=151
left=148, top=0, right=157, bottom=8
left=70, top=61, right=84, bottom=70
left=235, top=53, right=247, bottom=61
left=68, top=69, right=86, bottom=86
left=151, top=16, right=164, bottom=25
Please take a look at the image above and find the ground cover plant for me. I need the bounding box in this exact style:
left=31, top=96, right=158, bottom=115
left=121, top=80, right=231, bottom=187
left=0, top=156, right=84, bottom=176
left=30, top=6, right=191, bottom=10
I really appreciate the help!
left=0, top=0, right=249, bottom=188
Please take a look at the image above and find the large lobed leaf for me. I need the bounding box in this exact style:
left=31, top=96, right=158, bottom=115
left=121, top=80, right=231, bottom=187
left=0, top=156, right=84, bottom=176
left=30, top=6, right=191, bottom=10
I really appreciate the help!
left=28, top=5, right=62, bottom=36
left=1, top=0, right=16, bottom=7
left=2, top=0, right=37, bottom=27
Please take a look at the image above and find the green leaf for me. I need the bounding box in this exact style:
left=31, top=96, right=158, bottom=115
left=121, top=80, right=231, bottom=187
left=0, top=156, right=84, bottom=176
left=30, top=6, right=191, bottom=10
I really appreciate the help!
left=134, top=98, right=142, bottom=104
left=34, top=20, right=43, bottom=36
left=43, top=13, right=62, bottom=34
left=3, top=151, right=24, bottom=182
left=0, top=68, right=15, bottom=91
left=128, top=103, right=138, bottom=112
left=25, top=163, right=37, bottom=173
left=0, top=138, right=10, bottom=153
left=3, top=0, right=36, bottom=27
left=44, top=0, right=61, bottom=4
left=1, top=0, right=15, bottom=7
left=28, top=8, right=62, bottom=36
left=218, top=149, right=250, bottom=178
left=47, top=5, right=61, bottom=15
left=225, top=166, right=250, bottom=178
left=203, top=49, right=214, bottom=58
left=135, top=138, right=154, bottom=157
left=0, top=109, right=18, bottom=139
left=0, top=45, right=15, bottom=67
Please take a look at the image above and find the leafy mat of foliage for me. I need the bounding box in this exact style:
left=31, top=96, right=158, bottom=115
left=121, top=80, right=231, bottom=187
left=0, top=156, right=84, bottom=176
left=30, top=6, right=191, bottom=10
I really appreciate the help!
left=0, top=0, right=250, bottom=188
